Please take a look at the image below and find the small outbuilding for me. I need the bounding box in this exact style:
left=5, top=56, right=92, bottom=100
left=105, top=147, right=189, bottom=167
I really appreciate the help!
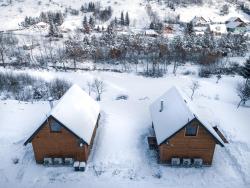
left=24, top=84, right=100, bottom=164
left=149, top=87, right=225, bottom=166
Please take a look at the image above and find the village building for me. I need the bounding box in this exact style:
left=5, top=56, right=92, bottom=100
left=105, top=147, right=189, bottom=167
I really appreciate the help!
left=226, top=21, right=247, bottom=33
left=191, top=16, right=210, bottom=27
left=24, top=84, right=100, bottom=164
left=226, top=17, right=247, bottom=33
left=149, top=87, right=225, bottom=167
left=190, top=16, right=211, bottom=35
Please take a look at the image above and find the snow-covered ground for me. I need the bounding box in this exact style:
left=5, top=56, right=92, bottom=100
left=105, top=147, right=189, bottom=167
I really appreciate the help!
left=0, top=67, right=250, bottom=188
left=0, top=0, right=150, bottom=31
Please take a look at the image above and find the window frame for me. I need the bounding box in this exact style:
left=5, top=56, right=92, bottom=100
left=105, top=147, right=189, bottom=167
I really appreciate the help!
left=185, top=123, right=199, bottom=137
left=50, top=120, right=62, bottom=133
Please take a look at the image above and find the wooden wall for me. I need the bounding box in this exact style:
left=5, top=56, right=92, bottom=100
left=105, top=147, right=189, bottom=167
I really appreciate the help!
left=158, top=119, right=216, bottom=165
left=31, top=116, right=99, bottom=163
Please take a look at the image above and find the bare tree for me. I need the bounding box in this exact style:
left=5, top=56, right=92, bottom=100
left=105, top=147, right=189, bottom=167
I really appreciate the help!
left=92, top=78, right=105, bottom=101
left=236, top=81, right=250, bottom=108
left=0, top=33, right=7, bottom=68
left=87, top=81, right=93, bottom=96
left=190, top=81, right=200, bottom=100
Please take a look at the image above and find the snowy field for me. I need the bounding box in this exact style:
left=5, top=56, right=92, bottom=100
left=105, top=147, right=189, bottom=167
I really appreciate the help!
left=0, top=67, right=250, bottom=188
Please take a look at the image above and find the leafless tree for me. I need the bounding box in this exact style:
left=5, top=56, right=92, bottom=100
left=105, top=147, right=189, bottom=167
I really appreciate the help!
left=236, top=81, right=250, bottom=108
left=87, top=81, right=93, bottom=95
left=190, top=81, right=200, bottom=100
left=0, top=33, right=7, bottom=68
left=92, top=78, right=105, bottom=101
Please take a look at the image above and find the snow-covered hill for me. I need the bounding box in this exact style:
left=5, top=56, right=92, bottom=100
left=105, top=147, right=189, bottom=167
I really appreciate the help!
left=0, top=0, right=249, bottom=31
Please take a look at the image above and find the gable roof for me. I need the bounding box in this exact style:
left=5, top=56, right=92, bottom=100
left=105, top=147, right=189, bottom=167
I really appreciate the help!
left=24, top=84, right=100, bottom=145
left=150, top=87, right=224, bottom=146
left=226, top=21, right=246, bottom=29
left=226, top=17, right=245, bottom=23
left=191, top=16, right=210, bottom=25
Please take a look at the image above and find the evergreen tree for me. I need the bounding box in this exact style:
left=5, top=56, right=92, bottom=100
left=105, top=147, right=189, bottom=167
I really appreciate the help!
left=241, top=58, right=250, bottom=82
left=125, top=12, right=130, bottom=26
left=55, top=12, right=64, bottom=25
left=89, top=16, right=95, bottom=28
left=83, top=16, right=87, bottom=27
left=48, top=21, right=58, bottom=37
left=80, top=5, right=85, bottom=12
left=149, top=22, right=154, bottom=29
left=121, top=11, right=124, bottom=25
left=185, top=22, right=193, bottom=35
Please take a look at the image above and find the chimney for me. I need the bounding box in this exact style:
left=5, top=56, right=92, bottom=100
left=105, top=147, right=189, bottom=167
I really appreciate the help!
left=159, top=100, right=164, bottom=112
left=48, top=97, right=53, bottom=109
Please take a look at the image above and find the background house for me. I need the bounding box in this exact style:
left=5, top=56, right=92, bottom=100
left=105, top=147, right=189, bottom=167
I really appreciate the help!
left=149, top=87, right=225, bottom=166
left=191, top=16, right=210, bottom=27
left=24, top=84, right=100, bottom=164
left=226, top=17, right=247, bottom=33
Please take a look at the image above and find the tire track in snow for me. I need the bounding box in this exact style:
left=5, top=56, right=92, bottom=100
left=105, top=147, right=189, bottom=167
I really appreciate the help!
left=224, top=146, right=249, bottom=185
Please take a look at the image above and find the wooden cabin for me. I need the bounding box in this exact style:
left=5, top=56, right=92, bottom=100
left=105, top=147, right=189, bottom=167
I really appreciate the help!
left=24, top=84, right=100, bottom=164
left=149, top=87, right=225, bottom=166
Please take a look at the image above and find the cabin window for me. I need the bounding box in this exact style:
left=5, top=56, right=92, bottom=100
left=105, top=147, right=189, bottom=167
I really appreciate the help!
left=50, top=120, right=62, bottom=132
left=185, top=124, right=198, bottom=136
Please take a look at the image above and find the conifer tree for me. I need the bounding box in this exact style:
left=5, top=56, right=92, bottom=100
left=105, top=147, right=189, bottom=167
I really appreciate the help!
left=83, top=16, right=87, bottom=27
left=89, top=16, right=95, bottom=28
left=241, top=58, right=250, bottom=83
left=121, top=11, right=124, bottom=25
left=125, top=12, right=130, bottom=26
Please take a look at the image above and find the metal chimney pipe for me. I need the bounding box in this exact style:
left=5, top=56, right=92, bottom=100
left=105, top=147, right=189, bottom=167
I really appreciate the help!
left=160, top=100, right=164, bottom=112
left=48, top=97, right=53, bottom=109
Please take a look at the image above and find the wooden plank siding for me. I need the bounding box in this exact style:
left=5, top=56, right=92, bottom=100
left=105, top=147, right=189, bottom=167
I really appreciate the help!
left=31, top=115, right=100, bottom=163
left=158, top=119, right=216, bottom=165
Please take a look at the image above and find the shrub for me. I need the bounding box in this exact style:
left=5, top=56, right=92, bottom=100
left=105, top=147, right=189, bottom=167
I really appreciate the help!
left=0, top=72, right=71, bottom=101
left=198, top=66, right=213, bottom=78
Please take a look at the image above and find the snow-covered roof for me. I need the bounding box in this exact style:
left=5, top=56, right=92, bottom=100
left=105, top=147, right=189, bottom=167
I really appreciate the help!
left=194, top=26, right=208, bottom=32
left=226, top=21, right=246, bottom=29
left=226, top=17, right=244, bottom=23
left=25, top=84, right=100, bottom=145
left=145, top=29, right=158, bottom=35
left=209, top=24, right=227, bottom=34
left=36, top=22, right=48, bottom=27
left=150, top=87, right=224, bottom=146
left=50, top=84, right=100, bottom=145
left=191, top=16, right=210, bottom=25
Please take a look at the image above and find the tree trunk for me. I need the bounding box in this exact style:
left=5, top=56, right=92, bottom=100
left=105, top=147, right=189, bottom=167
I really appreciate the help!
left=73, top=58, right=76, bottom=72
left=0, top=51, right=5, bottom=68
